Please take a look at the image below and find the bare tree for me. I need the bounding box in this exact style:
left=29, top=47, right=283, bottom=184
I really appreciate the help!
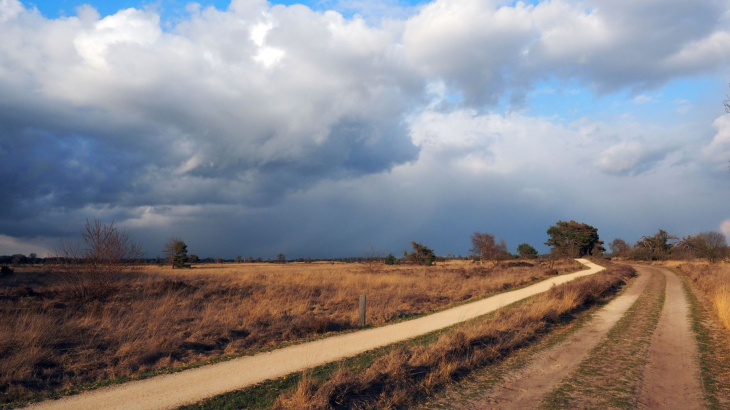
left=162, top=237, right=188, bottom=269
left=695, top=231, right=728, bottom=264
left=609, top=238, right=630, bottom=257
left=277, top=253, right=286, bottom=264
left=54, top=218, right=144, bottom=297
left=362, top=241, right=384, bottom=274
left=470, top=232, right=509, bottom=266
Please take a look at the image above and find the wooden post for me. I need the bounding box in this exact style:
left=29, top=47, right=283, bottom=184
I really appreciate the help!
left=359, top=294, right=366, bottom=327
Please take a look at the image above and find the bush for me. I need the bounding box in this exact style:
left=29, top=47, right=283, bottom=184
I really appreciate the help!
left=0, top=266, right=13, bottom=276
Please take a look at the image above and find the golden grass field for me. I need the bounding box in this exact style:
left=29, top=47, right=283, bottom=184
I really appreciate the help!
left=0, top=259, right=581, bottom=404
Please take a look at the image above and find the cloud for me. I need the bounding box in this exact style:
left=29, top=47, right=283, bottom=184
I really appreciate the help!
left=0, top=235, right=54, bottom=257
left=1, top=0, right=730, bottom=257
left=595, top=141, right=671, bottom=176
left=633, top=94, right=651, bottom=104
left=722, top=219, right=730, bottom=237
left=703, top=115, right=730, bottom=166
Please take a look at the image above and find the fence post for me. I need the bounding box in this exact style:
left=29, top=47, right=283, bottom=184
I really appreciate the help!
left=359, top=294, right=366, bottom=327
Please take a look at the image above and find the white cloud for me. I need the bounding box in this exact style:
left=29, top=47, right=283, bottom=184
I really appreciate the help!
left=722, top=219, right=730, bottom=237
left=633, top=94, right=651, bottom=104
left=74, top=8, right=161, bottom=67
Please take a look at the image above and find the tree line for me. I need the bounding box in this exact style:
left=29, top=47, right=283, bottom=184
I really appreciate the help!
left=608, top=230, right=728, bottom=263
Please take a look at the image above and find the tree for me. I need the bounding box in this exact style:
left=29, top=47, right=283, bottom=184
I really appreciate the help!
left=545, top=221, right=603, bottom=259
left=406, top=241, right=436, bottom=266
left=384, top=253, right=398, bottom=265
left=54, top=218, right=144, bottom=297
left=163, top=238, right=188, bottom=269
left=516, top=243, right=538, bottom=259
left=694, top=231, right=728, bottom=264
left=235, top=255, right=242, bottom=263
left=470, top=232, right=510, bottom=265
left=188, top=254, right=200, bottom=264
left=632, top=229, right=676, bottom=260
left=609, top=238, right=630, bottom=257
left=11, top=254, right=27, bottom=265
left=277, top=253, right=286, bottom=264
left=362, top=242, right=384, bottom=273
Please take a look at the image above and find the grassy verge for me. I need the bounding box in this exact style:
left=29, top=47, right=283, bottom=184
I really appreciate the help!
left=673, top=267, right=730, bottom=410
left=179, top=265, right=633, bottom=410
left=541, top=270, right=664, bottom=409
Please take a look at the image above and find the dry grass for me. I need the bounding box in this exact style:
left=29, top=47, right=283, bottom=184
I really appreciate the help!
left=673, top=261, right=730, bottom=333
left=273, top=265, right=634, bottom=410
left=0, top=259, right=580, bottom=404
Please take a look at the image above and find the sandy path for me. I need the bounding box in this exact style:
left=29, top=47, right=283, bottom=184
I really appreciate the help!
left=26, top=260, right=604, bottom=410
left=637, top=265, right=704, bottom=409
left=452, top=264, right=653, bottom=410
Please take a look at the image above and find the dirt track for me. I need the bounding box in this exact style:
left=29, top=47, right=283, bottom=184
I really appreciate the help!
left=454, top=265, right=653, bottom=409
left=637, top=265, right=705, bottom=409
left=26, top=260, right=604, bottom=410
left=446, top=264, right=705, bottom=410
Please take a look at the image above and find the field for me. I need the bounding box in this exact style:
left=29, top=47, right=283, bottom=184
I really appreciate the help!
left=0, top=259, right=580, bottom=404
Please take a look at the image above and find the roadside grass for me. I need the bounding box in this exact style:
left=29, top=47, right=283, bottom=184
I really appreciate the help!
left=541, top=270, right=665, bottom=410
left=671, top=266, right=730, bottom=410
left=672, top=261, right=730, bottom=334
left=0, top=259, right=582, bottom=407
left=177, top=265, right=632, bottom=410
left=417, top=274, right=628, bottom=409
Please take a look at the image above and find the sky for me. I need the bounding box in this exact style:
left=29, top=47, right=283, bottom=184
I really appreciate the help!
left=1, top=0, right=730, bottom=259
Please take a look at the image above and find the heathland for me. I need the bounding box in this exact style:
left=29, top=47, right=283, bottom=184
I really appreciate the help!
left=0, top=259, right=580, bottom=405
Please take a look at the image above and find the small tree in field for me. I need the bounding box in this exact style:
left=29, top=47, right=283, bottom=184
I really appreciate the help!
left=516, top=243, right=538, bottom=259
left=609, top=238, right=630, bottom=257
left=694, top=231, right=728, bottom=264
left=471, top=232, right=510, bottom=265
left=363, top=242, right=384, bottom=273
left=235, top=255, right=242, bottom=263
left=384, top=253, right=397, bottom=265
left=407, top=242, right=436, bottom=266
left=54, top=218, right=144, bottom=297
left=277, top=253, right=286, bottom=264
left=163, top=237, right=188, bottom=269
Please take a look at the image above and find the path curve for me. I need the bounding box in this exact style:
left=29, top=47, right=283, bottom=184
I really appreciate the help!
left=455, top=264, right=653, bottom=409
left=27, top=259, right=604, bottom=410
left=637, top=265, right=704, bottom=409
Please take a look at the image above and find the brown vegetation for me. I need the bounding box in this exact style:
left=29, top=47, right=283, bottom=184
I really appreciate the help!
left=274, top=265, right=634, bottom=410
left=0, top=259, right=580, bottom=404
left=674, top=261, right=730, bottom=333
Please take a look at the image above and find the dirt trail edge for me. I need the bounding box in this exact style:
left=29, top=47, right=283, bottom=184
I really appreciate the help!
left=27, top=260, right=604, bottom=410
left=637, top=265, right=704, bottom=409
left=451, top=264, right=653, bottom=410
